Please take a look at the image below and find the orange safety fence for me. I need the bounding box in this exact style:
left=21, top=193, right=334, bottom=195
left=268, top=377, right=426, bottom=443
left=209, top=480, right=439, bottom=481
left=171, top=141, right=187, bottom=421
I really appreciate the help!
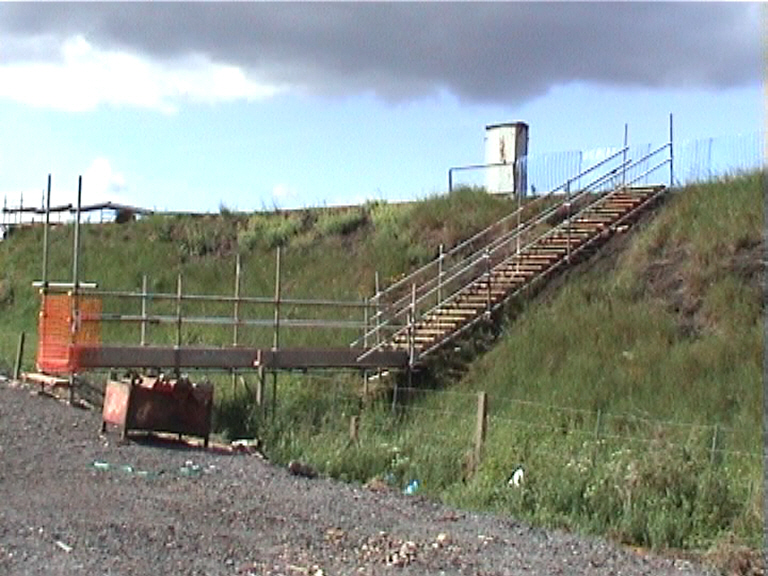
left=36, top=293, right=102, bottom=374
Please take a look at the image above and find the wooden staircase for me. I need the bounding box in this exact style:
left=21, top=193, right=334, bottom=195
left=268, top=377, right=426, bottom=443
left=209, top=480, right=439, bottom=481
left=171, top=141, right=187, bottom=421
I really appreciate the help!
left=383, top=185, right=668, bottom=361
left=354, top=136, right=673, bottom=367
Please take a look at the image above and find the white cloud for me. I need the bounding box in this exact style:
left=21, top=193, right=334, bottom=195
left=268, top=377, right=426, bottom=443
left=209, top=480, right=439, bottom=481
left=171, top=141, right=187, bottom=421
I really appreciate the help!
left=0, top=35, right=283, bottom=113
left=82, top=157, right=128, bottom=204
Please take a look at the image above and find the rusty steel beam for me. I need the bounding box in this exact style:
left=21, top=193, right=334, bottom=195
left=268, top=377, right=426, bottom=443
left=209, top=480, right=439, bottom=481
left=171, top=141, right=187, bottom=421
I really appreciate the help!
left=73, top=345, right=408, bottom=371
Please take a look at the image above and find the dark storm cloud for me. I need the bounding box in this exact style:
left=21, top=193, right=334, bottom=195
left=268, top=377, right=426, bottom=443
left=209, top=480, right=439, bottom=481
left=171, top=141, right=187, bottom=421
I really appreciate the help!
left=0, top=3, right=761, bottom=104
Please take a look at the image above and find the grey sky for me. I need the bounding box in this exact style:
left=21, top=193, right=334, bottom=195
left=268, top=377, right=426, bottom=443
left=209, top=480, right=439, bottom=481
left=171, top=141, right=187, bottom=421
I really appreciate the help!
left=0, top=2, right=762, bottom=105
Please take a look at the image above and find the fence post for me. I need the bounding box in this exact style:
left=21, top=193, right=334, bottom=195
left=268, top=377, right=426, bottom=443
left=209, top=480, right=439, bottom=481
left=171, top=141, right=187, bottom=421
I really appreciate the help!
left=13, top=332, right=25, bottom=381
left=710, top=424, right=719, bottom=465
left=271, top=371, right=278, bottom=422
left=594, top=408, right=602, bottom=440
left=349, top=415, right=360, bottom=445
left=256, top=364, right=264, bottom=409
left=474, top=391, right=488, bottom=468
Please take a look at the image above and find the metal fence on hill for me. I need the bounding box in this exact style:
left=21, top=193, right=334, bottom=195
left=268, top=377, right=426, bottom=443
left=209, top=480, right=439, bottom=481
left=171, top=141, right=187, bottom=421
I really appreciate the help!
left=449, top=131, right=764, bottom=196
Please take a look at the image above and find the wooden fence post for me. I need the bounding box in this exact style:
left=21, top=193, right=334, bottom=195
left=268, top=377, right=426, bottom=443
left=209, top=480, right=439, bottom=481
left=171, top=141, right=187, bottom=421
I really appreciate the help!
left=474, top=391, right=488, bottom=468
left=13, top=332, right=25, bottom=381
left=710, top=424, right=719, bottom=465
left=349, top=415, right=360, bottom=444
left=256, top=365, right=265, bottom=410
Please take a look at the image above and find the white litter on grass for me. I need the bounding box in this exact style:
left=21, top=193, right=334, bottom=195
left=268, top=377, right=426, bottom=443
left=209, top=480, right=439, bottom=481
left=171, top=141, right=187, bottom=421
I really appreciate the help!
left=508, top=466, right=525, bottom=488
left=54, top=540, right=72, bottom=553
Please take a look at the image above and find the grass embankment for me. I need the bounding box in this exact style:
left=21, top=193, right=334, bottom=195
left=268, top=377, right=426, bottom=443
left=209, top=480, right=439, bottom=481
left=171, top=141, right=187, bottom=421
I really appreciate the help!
left=230, top=173, right=764, bottom=567
left=0, top=175, right=762, bottom=568
left=0, top=186, right=512, bottom=369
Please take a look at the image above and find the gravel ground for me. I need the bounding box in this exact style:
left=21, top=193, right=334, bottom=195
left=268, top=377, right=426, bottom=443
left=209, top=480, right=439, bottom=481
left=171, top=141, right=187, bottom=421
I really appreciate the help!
left=0, top=379, right=715, bottom=576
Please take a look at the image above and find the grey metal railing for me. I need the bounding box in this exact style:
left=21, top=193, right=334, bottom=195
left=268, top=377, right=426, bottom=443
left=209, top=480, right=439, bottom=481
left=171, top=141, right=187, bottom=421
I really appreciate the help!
left=357, top=139, right=673, bottom=363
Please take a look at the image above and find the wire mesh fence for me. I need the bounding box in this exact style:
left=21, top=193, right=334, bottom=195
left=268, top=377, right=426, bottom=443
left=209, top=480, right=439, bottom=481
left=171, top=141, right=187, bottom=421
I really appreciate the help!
left=448, top=131, right=764, bottom=197
left=264, top=381, right=762, bottom=467
left=675, top=131, right=764, bottom=185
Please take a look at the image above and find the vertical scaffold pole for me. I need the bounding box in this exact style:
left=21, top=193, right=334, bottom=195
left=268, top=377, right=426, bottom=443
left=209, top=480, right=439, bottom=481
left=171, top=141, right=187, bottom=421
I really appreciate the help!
left=140, top=274, right=148, bottom=346
left=232, top=253, right=242, bottom=390
left=175, top=273, right=183, bottom=351
left=271, top=247, right=282, bottom=421
left=233, top=252, right=241, bottom=347
left=273, top=246, right=281, bottom=351
left=41, top=175, right=52, bottom=293
left=69, top=176, right=83, bottom=404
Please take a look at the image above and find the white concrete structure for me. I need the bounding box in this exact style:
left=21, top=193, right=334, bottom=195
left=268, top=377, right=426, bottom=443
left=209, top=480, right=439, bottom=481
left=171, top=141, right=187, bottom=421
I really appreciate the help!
left=484, top=122, right=529, bottom=195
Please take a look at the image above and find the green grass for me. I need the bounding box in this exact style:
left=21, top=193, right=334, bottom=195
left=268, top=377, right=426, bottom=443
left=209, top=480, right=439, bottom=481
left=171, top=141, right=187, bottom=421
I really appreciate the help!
left=0, top=174, right=763, bottom=567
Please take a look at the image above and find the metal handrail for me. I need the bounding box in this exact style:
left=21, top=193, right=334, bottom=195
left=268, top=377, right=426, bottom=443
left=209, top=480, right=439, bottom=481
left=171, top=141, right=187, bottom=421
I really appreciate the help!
left=373, top=149, right=629, bottom=309
left=363, top=139, right=671, bottom=363
left=409, top=143, right=673, bottom=360
left=374, top=146, right=631, bottom=309
left=354, top=148, right=633, bottom=358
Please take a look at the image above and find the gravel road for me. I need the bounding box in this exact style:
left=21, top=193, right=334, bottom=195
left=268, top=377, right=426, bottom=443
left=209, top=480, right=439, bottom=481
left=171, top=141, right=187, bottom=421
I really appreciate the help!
left=0, top=380, right=715, bottom=576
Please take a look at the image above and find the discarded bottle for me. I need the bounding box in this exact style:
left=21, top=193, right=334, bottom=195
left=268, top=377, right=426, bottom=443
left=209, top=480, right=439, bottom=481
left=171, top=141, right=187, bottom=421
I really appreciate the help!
left=92, top=460, right=110, bottom=471
left=404, top=479, right=420, bottom=495
left=178, top=464, right=202, bottom=477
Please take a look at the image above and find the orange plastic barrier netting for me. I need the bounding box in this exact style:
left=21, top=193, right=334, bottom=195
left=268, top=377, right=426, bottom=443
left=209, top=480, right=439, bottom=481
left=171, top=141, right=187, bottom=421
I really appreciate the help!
left=36, top=294, right=102, bottom=374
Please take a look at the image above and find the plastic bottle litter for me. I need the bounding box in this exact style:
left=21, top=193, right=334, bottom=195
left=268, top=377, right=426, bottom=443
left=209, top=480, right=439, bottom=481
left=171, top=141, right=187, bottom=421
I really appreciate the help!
left=404, top=479, right=420, bottom=495
left=179, top=462, right=202, bottom=477
left=92, top=460, right=158, bottom=479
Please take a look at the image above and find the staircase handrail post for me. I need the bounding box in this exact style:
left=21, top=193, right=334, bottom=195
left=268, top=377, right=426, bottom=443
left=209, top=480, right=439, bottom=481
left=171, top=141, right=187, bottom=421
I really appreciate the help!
left=565, top=179, right=571, bottom=263
left=669, top=113, right=674, bottom=188
left=408, top=283, right=416, bottom=367
left=484, top=247, right=491, bottom=315
left=374, top=271, right=381, bottom=349
left=437, top=243, right=445, bottom=306
left=622, top=123, right=629, bottom=190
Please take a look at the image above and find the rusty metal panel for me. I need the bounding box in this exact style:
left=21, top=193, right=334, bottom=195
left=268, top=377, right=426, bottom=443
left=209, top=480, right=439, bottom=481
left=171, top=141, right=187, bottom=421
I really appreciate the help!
left=102, top=377, right=213, bottom=445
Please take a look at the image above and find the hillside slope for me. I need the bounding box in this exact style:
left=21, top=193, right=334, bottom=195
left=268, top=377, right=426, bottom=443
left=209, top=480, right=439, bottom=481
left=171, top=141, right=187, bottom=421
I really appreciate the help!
left=0, top=173, right=763, bottom=571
